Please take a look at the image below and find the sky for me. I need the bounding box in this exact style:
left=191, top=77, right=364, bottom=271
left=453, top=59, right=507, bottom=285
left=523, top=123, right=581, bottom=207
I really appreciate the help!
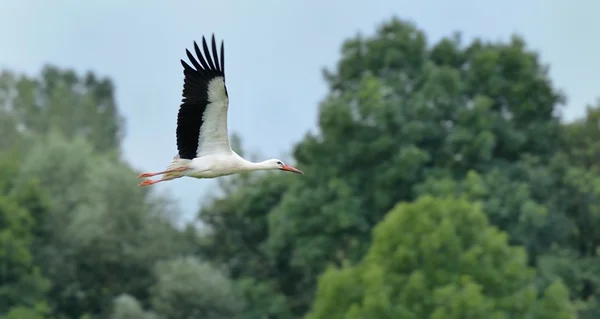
left=1, top=0, right=599, bottom=222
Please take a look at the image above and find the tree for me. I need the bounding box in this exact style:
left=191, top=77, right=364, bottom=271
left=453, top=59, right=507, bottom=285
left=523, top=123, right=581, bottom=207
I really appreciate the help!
left=306, top=196, right=576, bottom=319
left=416, top=162, right=600, bottom=318
left=17, top=133, right=185, bottom=318
left=110, top=295, right=159, bottom=319
left=0, top=73, right=24, bottom=151
left=0, top=66, right=123, bottom=154
left=197, top=17, right=567, bottom=317
left=150, top=257, right=243, bottom=319
left=562, top=100, right=600, bottom=172
left=0, top=306, right=50, bottom=319
left=197, top=160, right=296, bottom=319
left=0, top=152, right=50, bottom=316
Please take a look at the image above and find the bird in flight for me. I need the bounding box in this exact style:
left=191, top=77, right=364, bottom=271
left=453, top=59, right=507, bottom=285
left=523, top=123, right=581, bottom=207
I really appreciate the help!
left=138, top=35, right=303, bottom=186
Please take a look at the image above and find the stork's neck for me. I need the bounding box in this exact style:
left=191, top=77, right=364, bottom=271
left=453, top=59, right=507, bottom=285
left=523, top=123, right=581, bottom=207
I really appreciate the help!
left=242, top=160, right=273, bottom=171
left=233, top=153, right=272, bottom=172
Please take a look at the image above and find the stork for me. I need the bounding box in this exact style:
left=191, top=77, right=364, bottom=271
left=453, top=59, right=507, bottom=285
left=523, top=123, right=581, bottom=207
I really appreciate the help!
left=137, top=35, right=303, bottom=186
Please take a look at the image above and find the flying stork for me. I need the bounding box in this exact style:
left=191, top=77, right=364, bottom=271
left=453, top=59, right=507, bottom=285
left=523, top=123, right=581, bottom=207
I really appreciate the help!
left=137, top=35, right=303, bottom=186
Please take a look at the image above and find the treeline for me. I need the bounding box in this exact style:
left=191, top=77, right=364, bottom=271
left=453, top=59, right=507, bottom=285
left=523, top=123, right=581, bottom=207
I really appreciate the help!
left=0, top=17, right=598, bottom=318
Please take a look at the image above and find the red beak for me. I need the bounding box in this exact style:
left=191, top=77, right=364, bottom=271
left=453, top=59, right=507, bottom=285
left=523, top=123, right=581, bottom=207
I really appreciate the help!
left=280, top=164, right=304, bottom=174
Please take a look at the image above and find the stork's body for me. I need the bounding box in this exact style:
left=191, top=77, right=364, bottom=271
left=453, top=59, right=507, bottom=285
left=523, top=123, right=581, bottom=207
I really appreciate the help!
left=138, top=35, right=302, bottom=186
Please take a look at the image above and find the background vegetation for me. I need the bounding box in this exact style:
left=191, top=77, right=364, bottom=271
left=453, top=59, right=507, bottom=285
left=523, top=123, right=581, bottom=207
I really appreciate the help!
left=0, top=17, right=596, bottom=318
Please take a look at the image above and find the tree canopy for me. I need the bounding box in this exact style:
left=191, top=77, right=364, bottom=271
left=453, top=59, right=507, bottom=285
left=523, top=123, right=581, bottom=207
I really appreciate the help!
left=306, top=195, right=576, bottom=319
left=195, top=17, right=587, bottom=318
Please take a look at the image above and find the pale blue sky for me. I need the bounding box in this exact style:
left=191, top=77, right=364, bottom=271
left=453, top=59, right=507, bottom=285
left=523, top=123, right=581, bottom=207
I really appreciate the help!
left=1, top=0, right=598, bottom=222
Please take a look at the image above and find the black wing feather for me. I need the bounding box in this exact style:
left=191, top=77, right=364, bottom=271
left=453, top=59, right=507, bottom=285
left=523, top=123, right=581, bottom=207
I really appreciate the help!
left=176, top=34, right=226, bottom=160
left=220, top=41, right=225, bottom=73
left=211, top=36, right=220, bottom=70
left=185, top=49, right=203, bottom=72
left=193, top=42, right=211, bottom=71
left=202, top=37, right=216, bottom=70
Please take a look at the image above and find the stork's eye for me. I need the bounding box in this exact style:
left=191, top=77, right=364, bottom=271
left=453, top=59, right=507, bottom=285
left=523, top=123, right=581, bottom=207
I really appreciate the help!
left=277, top=161, right=283, bottom=165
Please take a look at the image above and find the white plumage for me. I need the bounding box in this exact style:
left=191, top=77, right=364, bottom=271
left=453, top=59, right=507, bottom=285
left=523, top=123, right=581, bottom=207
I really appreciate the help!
left=138, top=34, right=303, bottom=187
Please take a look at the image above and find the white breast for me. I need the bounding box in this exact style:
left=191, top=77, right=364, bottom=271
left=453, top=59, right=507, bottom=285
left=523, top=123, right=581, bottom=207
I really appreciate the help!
left=185, top=153, right=245, bottom=178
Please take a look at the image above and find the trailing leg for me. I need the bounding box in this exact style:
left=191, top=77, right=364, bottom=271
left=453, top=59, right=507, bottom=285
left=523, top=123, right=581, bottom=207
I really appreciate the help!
left=137, top=155, right=191, bottom=178
left=138, top=174, right=182, bottom=186
left=137, top=166, right=187, bottom=178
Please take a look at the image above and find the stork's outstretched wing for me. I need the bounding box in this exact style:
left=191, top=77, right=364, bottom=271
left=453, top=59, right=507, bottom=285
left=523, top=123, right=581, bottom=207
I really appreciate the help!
left=177, top=34, right=230, bottom=159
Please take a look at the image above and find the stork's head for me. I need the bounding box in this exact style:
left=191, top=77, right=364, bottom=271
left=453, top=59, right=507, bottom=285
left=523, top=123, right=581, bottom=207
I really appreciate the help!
left=268, top=159, right=303, bottom=174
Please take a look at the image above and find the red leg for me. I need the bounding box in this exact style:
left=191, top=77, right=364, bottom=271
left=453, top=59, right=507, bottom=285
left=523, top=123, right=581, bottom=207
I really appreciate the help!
left=138, top=175, right=182, bottom=187
left=138, top=179, right=157, bottom=186
left=137, top=166, right=188, bottom=178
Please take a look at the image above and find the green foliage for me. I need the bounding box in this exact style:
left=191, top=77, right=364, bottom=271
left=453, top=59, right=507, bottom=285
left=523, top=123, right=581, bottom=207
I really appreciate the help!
left=306, top=196, right=576, bottom=319
left=0, top=66, right=123, bottom=153
left=110, top=294, right=159, bottom=319
left=415, top=156, right=600, bottom=315
left=0, top=154, right=50, bottom=315
left=197, top=17, right=570, bottom=317
left=150, top=257, right=243, bottom=319
left=534, top=281, right=578, bottom=319
left=0, top=63, right=246, bottom=319
left=197, top=172, right=297, bottom=318
left=235, top=278, right=292, bottom=319
left=16, top=132, right=189, bottom=318
left=0, top=304, right=50, bottom=319
left=562, top=100, right=600, bottom=172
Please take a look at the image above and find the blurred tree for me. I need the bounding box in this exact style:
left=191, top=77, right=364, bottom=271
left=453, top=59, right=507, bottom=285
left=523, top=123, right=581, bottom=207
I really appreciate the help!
left=554, top=103, right=600, bottom=317
left=17, top=132, right=186, bottom=318
left=416, top=163, right=600, bottom=318
left=0, top=72, right=23, bottom=150
left=197, top=170, right=295, bottom=319
left=0, top=306, right=49, bottom=319
left=199, top=172, right=291, bottom=279
left=0, top=66, right=124, bottom=153
left=197, top=17, right=567, bottom=317
left=110, top=295, right=159, bottom=319
left=562, top=100, right=600, bottom=172
left=235, top=278, right=292, bottom=319
left=150, top=257, right=243, bottom=319
left=305, top=196, right=576, bottom=319
left=0, top=152, right=50, bottom=316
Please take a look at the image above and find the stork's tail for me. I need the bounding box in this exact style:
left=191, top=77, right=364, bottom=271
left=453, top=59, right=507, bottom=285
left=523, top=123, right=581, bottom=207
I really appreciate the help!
left=137, top=155, right=192, bottom=186
left=163, top=155, right=191, bottom=178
